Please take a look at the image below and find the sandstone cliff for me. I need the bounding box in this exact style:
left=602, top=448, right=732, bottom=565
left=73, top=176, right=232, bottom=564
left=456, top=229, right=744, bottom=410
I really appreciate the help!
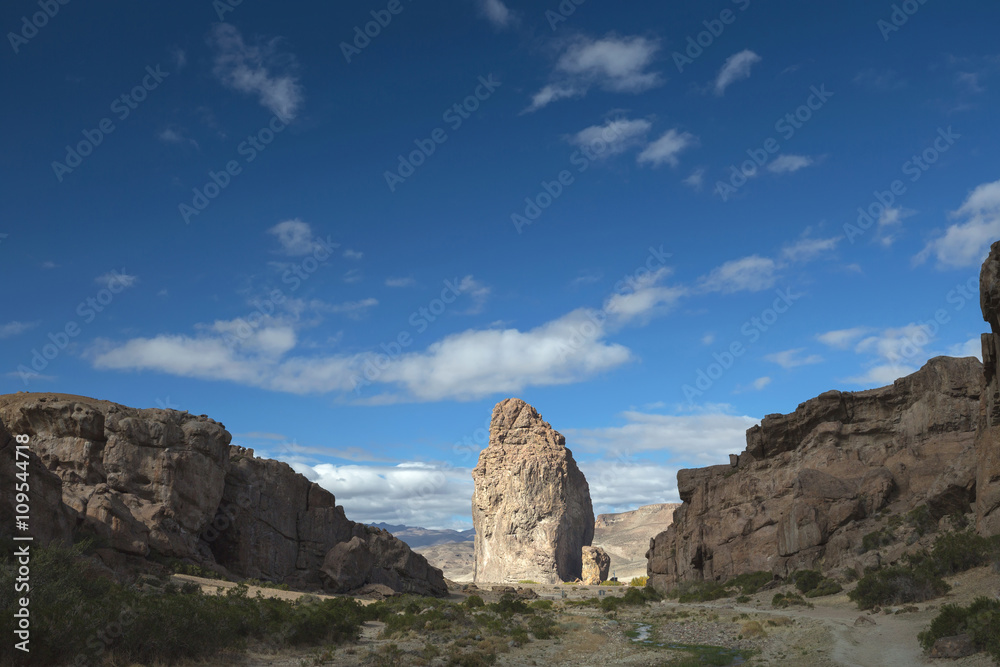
left=978, top=240, right=1000, bottom=534
left=472, top=398, right=594, bottom=584
left=0, top=393, right=446, bottom=596
left=646, top=356, right=983, bottom=591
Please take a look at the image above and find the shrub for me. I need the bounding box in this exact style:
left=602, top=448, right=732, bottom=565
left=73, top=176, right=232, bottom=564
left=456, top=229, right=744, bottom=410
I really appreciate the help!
left=676, top=580, right=730, bottom=603
left=741, top=620, right=766, bottom=638
left=861, top=528, right=895, bottom=553
left=736, top=595, right=751, bottom=604
left=847, top=565, right=949, bottom=610
left=488, top=594, right=532, bottom=617
left=793, top=570, right=824, bottom=594
left=728, top=571, right=773, bottom=595
left=629, top=576, right=649, bottom=587
left=464, top=595, right=485, bottom=608
left=926, top=530, right=1000, bottom=576
left=599, top=579, right=623, bottom=586
left=517, top=580, right=539, bottom=585
left=907, top=505, right=936, bottom=537
left=803, top=579, right=842, bottom=598
left=772, top=592, right=811, bottom=609
left=919, top=597, right=1000, bottom=660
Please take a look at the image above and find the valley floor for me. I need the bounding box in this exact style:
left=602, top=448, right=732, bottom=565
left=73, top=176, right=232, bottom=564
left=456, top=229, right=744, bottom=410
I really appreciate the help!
left=171, top=567, right=1000, bottom=666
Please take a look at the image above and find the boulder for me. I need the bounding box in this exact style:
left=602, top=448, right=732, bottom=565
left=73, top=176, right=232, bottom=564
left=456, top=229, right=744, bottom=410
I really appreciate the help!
left=582, top=546, right=611, bottom=585
left=472, top=398, right=594, bottom=584
left=978, top=240, right=1000, bottom=534
left=646, top=356, right=983, bottom=592
left=929, top=633, right=976, bottom=659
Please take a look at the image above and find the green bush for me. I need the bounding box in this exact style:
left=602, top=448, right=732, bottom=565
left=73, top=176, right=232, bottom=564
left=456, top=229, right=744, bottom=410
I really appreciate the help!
left=803, top=579, right=843, bottom=598
left=919, top=597, right=1000, bottom=659
left=861, top=528, right=895, bottom=553
left=793, top=570, right=823, bottom=594
left=488, top=594, right=532, bottom=617
left=676, top=580, right=730, bottom=603
left=529, top=599, right=553, bottom=611
left=771, top=592, right=811, bottom=609
left=847, top=565, right=949, bottom=610
left=907, top=505, right=936, bottom=537
left=629, top=576, right=648, bottom=587
left=464, top=595, right=485, bottom=608
left=728, top=571, right=773, bottom=595
left=0, top=543, right=371, bottom=666
left=599, top=579, right=623, bottom=586
left=925, top=530, right=1000, bottom=576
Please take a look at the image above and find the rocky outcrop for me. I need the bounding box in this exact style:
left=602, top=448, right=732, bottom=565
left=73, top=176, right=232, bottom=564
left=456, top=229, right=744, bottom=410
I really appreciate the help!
left=0, top=393, right=446, bottom=596
left=581, top=546, right=610, bottom=585
left=977, top=240, right=1000, bottom=534
left=472, top=398, right=594, bottom=584
left=0, top=415, right=74, bottom=546
left=646, top=357, right=983, bottom=592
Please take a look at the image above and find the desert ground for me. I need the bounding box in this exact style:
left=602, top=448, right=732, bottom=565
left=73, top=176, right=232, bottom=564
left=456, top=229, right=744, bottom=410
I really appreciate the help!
left=169, top=565, right=1000, bottom=666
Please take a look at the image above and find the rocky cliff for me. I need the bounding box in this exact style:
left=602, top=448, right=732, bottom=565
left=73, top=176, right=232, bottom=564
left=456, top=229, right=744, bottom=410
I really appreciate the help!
left=472, top=398, right=594, bottom=584
left=593, top=503, right=679, bottom=580
left=978, top=240, right=1000, bottom=535
left=0, top=393, right=446, bottom=596
left=646, top=356, right=983, bottom=591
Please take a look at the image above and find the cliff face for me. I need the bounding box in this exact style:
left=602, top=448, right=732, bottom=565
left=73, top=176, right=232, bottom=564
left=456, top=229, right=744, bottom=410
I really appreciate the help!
left=472, top=398, right=594, bottom=584
left=978, top=240, right=1000, bottom=535
left=0, top=393, right=445, bottom=596
left=646, top=357, right=983, bottom=591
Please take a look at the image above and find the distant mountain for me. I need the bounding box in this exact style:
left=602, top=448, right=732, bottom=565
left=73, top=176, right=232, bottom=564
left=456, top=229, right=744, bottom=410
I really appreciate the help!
left=369, top=523, right=476, bottom=549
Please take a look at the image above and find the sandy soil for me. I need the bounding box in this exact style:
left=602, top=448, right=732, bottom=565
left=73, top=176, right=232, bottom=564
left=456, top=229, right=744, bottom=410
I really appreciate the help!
left=171, top=567, right=1000, bottom=666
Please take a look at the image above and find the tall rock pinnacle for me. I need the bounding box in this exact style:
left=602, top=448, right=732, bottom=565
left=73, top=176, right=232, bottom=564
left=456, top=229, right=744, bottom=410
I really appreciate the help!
left=472, top=398, right=594, bottom=584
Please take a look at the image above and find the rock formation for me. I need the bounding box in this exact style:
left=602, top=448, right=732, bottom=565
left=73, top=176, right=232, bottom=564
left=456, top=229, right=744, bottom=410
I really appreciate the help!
left=977, top=240, right=1000, bottom=534
left=0, top=393, right=446, bottom=596
left=472, top=398, right=594, bottom=584
left=593, top=503, right=679, bottom=579
left=581, top=546, right=610, bottom=585
left=646, top=356, right=983, bottom=592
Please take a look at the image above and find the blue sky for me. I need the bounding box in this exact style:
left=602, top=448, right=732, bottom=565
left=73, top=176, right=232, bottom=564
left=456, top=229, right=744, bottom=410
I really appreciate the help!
left=3, top=0, right=999, bottom=529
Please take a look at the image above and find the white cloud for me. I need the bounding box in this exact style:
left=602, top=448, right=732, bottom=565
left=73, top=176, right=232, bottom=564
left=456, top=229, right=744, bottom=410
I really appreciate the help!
left=209, top=23, right=303, bottom=120
left=845, top=363, right=918, bottom=386
left=373, top=309, right=632, bottom=401
left=752, top=376, right=771, bottom=390
left=916, top=179, right=1000, bottom=268
left=697, top=255, right=777, bottom=293
left=342, top=249, right=363, bottom=260
left=765, top=348, right=823, bottom=369
left=581, top=461, right=683, bottom=513
left=0, top=321, right=39, bottom=339
left=701, top=332, right=715, bottom=346
left=267, top=219, right=332, bottom=256
left=525, top=34, right=662, bottom=112
left=781, top=236, right=839, bottom=263
left=947, top=337, right=983, bottom=360
left=323, top=298, right=378, bottom=320
left=683, top=168, right=705, bottom=190
left=456, top=275, right=491, bottom=314
left=714, top=49, right=761, bottom=96
left=817, top=327, right=871, bottom=350
left=843, top=324, right=946, bottom=386
left=875, top=206, right=915, bottom=247
left=478, top=0, right=515, bottom=28
left=343, top=269, right=362, bottom=284
left=637, top=129, right=697, bottom=168
left=767, top=154, right=813, bottom=174
left=565, top=410, right=758, bottom=465
left=94, top=270, right=138, bottom=288
left=385, top=277, right=416, bottom=288
left=41, top=261, right=57, bottom=270
left=603, top=268, right=685, bottom=324
left=158, top=126, right=198, bottom=149
left=290, top=460, right=475, bottom=529
left=568, top=118, right=651, bottom=157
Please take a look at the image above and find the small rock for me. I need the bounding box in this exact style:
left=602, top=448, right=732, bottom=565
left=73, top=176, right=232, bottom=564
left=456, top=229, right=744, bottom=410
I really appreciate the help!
left=854, top=616, right=876, bottom=627
left=929, top=634, right=976, bottom=659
